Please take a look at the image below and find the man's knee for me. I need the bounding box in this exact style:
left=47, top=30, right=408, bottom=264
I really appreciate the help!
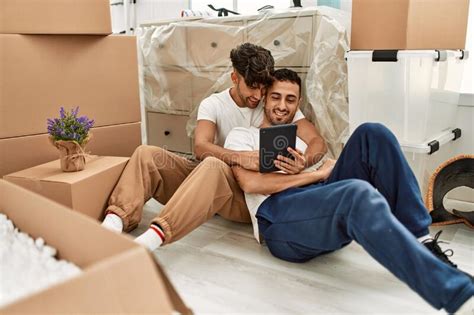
left=196, top=157, right=235, bottom=182
left=134, top=144, right=164, bottom=157
left=354, top=122, right=395, bottom=142
left=344, top=180, right=380, bottom=207
left=343, top=179, right=388, bottom=216
left=133, top=145, right=173, bottom=167
left=345, top=179, right=374, bottom=195
left=200, top=156, right=229, bottom=170
left=133, top=144, right=149, bottom=154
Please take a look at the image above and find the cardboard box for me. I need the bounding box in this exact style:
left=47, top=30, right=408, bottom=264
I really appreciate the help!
left=0, top=34, right=140, bottom=138
left=0, top=0, right=112, bottom=34
left=4, top=156, right=129, bottom=220
left=0, top=180, right=191, bottom=314
left=0, top=122, right=142, bottom=177
left=351, top=0, right=470, bottom=50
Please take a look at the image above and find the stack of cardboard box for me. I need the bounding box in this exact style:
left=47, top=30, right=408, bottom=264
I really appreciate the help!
left=0, top=0, right=142, bottom=177
left=0, top=3, right=191, bottom=312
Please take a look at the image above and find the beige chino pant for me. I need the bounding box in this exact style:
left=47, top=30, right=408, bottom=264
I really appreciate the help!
left=107, top=145, right=251, bottom=245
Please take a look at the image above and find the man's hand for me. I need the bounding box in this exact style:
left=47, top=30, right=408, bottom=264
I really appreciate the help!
left=275, top=147, right=306, bottom=174
left=314, top=158, right=336, bottom=181
left=237, top=150, right=260, bottom=171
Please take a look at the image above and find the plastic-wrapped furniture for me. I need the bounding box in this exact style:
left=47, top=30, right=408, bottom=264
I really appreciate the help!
left=137, top=7, right=350, bottom=155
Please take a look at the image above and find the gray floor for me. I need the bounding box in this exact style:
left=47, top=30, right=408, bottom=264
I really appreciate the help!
left=129, top=199, right=473, bottom=314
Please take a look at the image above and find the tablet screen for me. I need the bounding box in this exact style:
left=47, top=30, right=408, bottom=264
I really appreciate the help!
left=259, top=124, right=297, bottom=173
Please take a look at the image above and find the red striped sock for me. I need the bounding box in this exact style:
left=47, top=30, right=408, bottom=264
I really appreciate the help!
left=149, top=222, right=165, bottom=243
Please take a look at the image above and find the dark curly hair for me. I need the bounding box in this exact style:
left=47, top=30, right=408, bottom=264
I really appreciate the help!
left=230, top=43, right=274, bottom=88
left=271, top=68, right=302, bottom=97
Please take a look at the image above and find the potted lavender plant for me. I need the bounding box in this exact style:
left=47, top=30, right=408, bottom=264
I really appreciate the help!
left=47, top=107, right=94, bottom=172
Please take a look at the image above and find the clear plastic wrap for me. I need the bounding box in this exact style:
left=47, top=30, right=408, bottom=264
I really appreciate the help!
left=306, top=8, right=350, bottom=158
left=137, top=6, right=350, bottom=157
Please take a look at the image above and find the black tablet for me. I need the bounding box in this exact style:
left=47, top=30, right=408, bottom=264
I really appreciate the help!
left=259, top=124, right=297, bottom=173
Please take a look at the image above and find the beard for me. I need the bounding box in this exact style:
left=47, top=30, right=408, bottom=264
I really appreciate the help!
left=235, top=82, right=260, bottom=108
left=264, top=106, right=296, bottom=125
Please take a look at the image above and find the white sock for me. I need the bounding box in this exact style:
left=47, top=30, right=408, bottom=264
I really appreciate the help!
left=134, top=223, right=165, bottom=251
left=417, top=234, right=431, bottom=243
left=101, top=212, right=123, bottom=233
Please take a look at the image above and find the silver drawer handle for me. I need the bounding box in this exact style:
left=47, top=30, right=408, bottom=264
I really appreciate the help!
left=164, top=131, right=171, bottom=136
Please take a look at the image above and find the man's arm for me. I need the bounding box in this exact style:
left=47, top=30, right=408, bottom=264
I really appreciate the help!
left=273, top=118, right=327, bottom=174
left=194, top=120, right=259, bottom=171
left=295, top=118, right=327, bottom=167
left=232, top=159, right=336, bottom=195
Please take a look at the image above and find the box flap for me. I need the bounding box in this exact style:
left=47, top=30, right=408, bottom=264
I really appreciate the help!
left=2, top=248, right=176, bottom=314
left=3, top=176, right=74, bottom=209
left=0, top=181, right=192, bottom=314
left=0, top=180, right=136, bottom=267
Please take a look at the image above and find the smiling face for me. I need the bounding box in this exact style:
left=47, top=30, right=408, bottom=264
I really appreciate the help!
left=263, top=79, right=301, bottom=126
left=230, top=71, right=266, bottom=109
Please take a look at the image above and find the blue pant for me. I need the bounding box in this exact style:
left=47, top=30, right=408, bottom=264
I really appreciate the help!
left=257, top=123, right=473, bottom=312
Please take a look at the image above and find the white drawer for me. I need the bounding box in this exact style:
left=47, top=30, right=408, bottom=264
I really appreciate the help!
left=192, top=71, right=233, bottom=110
left=143, top=67, right=192, bottom=113
left=248, top=16, right=313, bottom=67
left=146, top=112, right=193, bottom=154
left=186, top=22, right=244, bottom=68
left=140, top=24, right=188, bottom=66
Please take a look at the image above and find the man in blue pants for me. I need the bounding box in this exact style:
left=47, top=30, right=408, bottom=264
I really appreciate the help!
left=227, top=69, right=473, bottom=313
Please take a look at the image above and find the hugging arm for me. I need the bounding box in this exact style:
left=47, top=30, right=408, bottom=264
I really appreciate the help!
left=274, top=118, right=327, bottom=174
left=231, top=166, right=319, bottom=195
left=295, top=118, right=327, bottom=166
left=194, top=120, right=260, bottom=171
left=232, top=159, right=336, bottom=195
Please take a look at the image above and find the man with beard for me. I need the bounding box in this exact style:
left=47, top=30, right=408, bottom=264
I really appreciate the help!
left=226, top=69, right=473, bottom=313
left=102, top=43, right=326, bottom=251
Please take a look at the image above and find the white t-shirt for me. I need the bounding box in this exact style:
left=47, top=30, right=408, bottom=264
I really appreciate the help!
left=197, top=88, right=305, bottom=147
left=224, top=126, right=310, bottom=243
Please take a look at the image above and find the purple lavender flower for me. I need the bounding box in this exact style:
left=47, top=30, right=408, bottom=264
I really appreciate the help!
left=72, top=107, right=79, bottom=117
left=46, top=107, right=94, bottom=145
left=59, top=107, right=66, bottom=119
